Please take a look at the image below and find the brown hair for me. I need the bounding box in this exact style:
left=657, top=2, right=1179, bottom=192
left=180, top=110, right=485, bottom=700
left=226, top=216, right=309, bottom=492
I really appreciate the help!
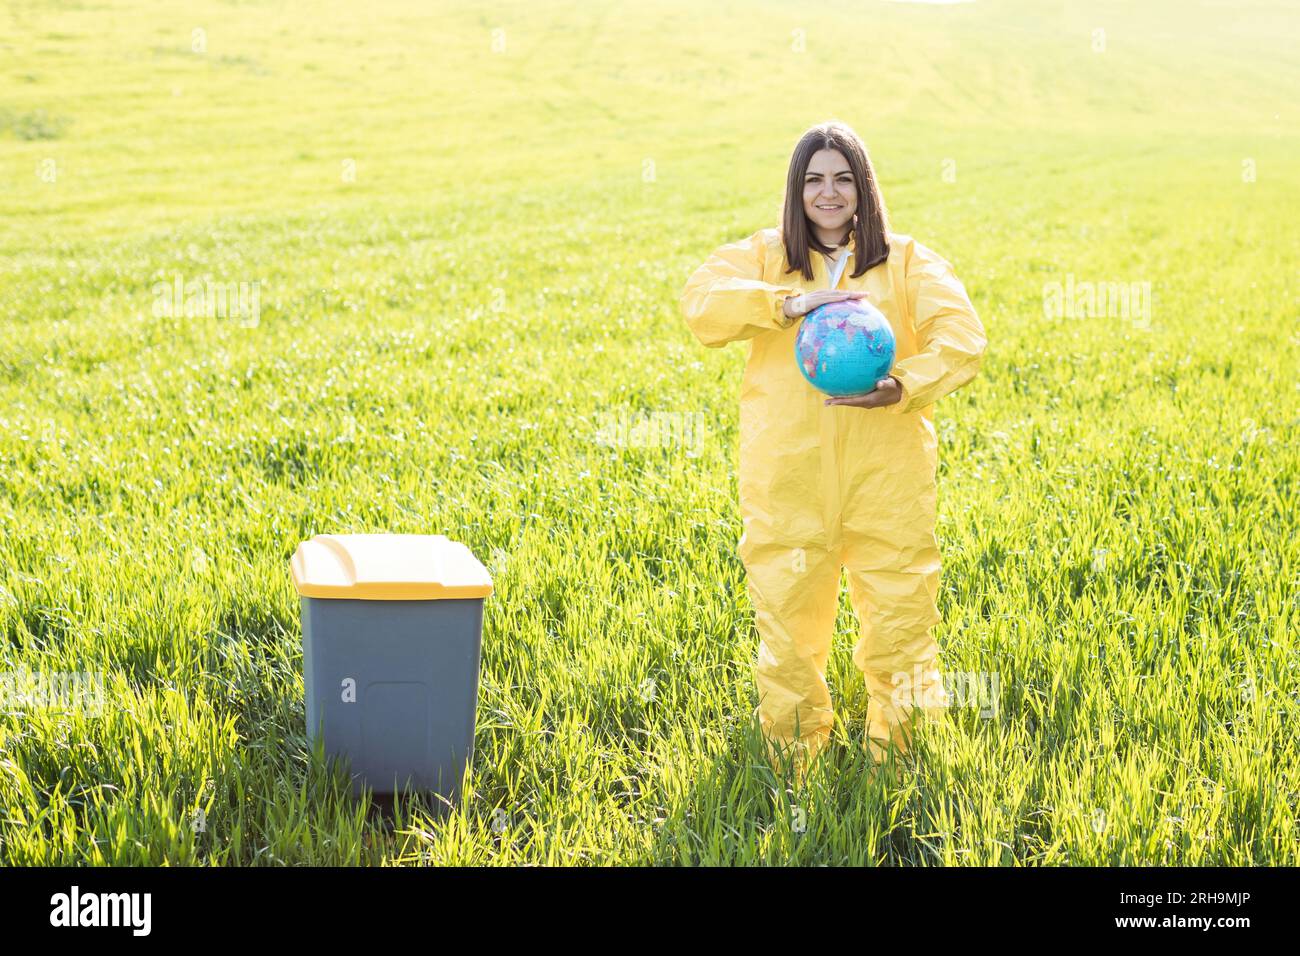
left=779, top=120, right=891, bottom=281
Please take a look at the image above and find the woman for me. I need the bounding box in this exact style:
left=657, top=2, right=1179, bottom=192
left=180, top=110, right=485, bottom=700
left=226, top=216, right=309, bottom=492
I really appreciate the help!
left=679, top=120, right=987, bottom=778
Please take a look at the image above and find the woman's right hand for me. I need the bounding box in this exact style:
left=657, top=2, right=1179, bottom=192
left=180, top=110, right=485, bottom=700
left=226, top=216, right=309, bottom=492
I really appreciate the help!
left=782, top=289, right=870, bottom=320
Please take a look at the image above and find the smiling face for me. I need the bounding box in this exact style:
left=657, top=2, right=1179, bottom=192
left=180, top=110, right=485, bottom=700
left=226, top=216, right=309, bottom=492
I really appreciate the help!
left=802, top=148, right=857, bottom=247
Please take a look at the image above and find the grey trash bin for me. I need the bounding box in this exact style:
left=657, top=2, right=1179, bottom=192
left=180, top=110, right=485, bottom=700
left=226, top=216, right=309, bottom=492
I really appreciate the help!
left=290, top=533, right=493, bottom=800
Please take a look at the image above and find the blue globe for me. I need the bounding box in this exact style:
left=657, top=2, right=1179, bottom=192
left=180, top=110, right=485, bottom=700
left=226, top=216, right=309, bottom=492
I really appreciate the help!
left=794, top=298, right=896, bottom=397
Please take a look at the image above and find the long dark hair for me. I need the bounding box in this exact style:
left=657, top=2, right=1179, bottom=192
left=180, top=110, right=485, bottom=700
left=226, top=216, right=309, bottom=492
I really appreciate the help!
left=780, top=120, right=891, bottom=281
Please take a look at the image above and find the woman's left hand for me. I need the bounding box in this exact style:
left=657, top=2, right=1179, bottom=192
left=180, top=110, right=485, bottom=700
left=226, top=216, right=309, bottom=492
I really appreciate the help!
left=824, top=376, right=903, bottom=409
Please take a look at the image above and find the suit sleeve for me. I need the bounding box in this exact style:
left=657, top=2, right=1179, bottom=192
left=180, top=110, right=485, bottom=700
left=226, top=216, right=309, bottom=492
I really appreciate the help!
left=679, top=231, right=802, bottom=348
left=887, top=240, right=987, bottom=414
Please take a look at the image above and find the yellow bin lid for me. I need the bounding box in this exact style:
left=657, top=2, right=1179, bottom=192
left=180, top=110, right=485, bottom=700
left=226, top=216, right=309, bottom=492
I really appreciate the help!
left=290, top=534, right=493, bottom=601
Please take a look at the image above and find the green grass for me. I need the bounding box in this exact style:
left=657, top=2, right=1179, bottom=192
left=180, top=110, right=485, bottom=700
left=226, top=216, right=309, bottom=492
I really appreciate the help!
left=1, top=0, right=1297, bottom=864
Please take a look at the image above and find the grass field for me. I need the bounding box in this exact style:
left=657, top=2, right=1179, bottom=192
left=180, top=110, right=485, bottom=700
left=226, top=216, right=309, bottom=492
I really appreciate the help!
left=1, top=0, right=1298, bottom=865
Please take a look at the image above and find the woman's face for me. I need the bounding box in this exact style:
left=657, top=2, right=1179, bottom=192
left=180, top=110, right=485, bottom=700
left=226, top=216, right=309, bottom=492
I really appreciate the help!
left=802, top=148, right=856, bottom=243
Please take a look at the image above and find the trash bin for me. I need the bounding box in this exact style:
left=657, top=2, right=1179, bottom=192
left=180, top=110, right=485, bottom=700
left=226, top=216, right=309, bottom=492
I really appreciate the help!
left=290, top=533, right=493, bottom=800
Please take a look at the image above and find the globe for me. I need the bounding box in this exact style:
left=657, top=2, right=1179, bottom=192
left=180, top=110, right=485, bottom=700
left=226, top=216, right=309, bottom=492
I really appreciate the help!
left=794, top=298, right=896, bottom=397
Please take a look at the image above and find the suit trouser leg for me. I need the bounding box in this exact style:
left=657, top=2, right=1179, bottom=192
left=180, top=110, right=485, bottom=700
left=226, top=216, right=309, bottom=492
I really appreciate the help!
left=845, top=564, right=947, bottom=763
left=740, top=535, right=842, bottom=765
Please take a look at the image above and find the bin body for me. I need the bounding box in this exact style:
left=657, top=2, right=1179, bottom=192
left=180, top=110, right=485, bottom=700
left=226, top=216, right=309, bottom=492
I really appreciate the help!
left=302, top=596, right=484, bottom=798
left=291, top=534, right=493, bottom=801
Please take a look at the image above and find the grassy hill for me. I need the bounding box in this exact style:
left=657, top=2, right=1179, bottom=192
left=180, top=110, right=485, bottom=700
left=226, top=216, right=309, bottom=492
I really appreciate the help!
left=1, top=0, right=1296, bottom=864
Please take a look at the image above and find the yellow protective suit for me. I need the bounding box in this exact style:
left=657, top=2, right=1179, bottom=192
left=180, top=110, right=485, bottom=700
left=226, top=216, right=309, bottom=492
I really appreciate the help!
left=679, top=227, right=986, bottom=768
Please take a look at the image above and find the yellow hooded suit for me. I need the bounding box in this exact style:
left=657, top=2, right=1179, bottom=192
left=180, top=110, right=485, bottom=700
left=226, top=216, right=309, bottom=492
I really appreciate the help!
left=680, top=227, right=986, bottom=766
